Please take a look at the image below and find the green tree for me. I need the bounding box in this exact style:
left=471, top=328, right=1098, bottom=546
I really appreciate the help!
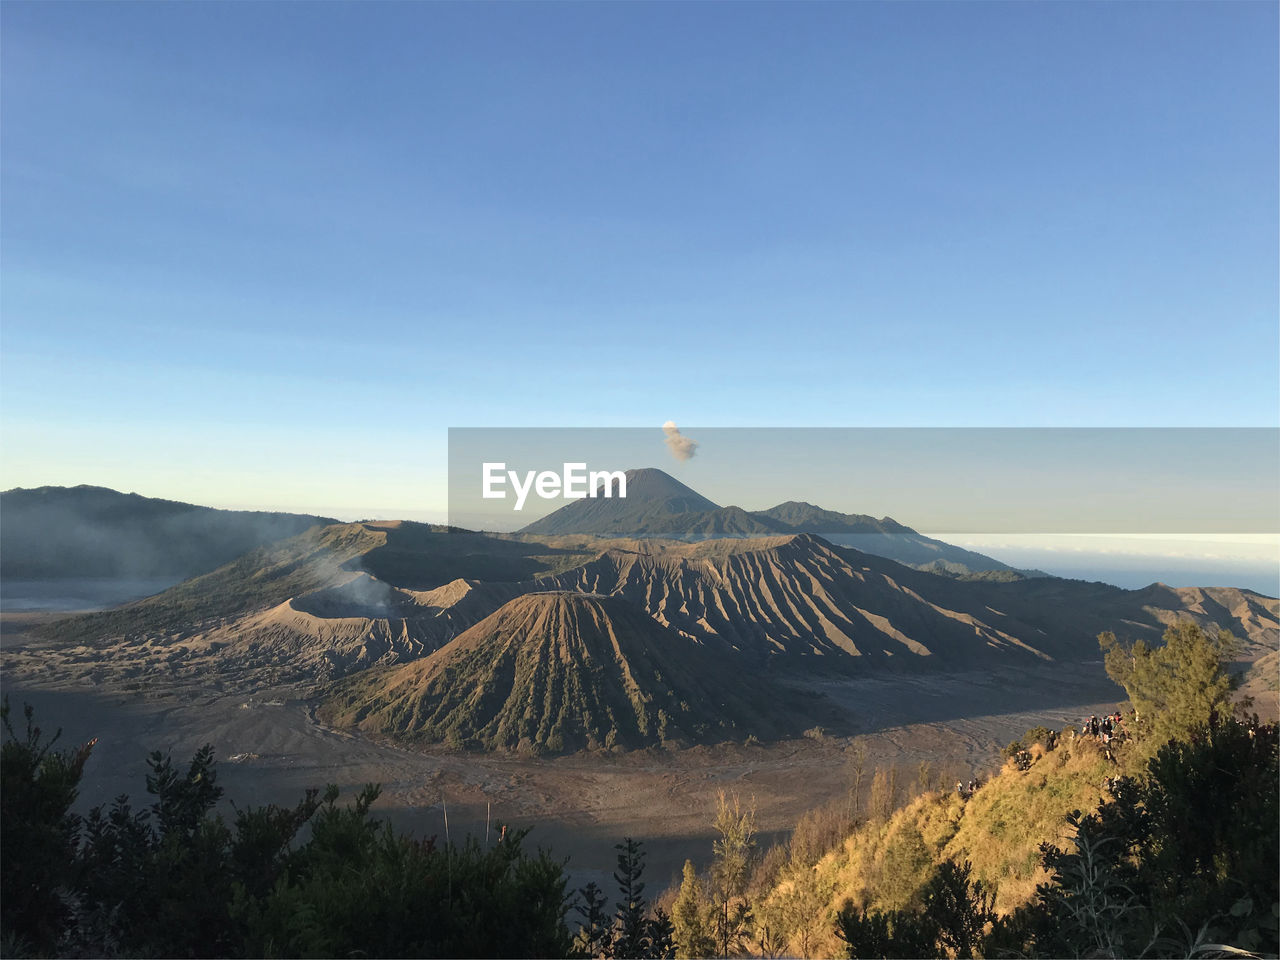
left=648, top=907, right=677, bottom=959
left=0, top=699, right=94, bottom=956
left=920, top=859, right=996, bottom=959
left=3, top=701, right=576, bottom=958
left=834, top=900, right=936, bottom=959
left=572, top=882, right=611, bottom=958
left=612, top=837, right=651, bottom=958
left=836, top=859, right=995, bottom=959
left=1099, top=620, right=1236, bottom=749
left=711, top=791, right=757, bottom=957
left=235, top=792, right=573, bottom=958
left=1138, top=722, right=1278, bottom=954
left=76, top=745, right=251, bottom=956
left=673, top=859, right=715, bottom=959
left=991, top=721, right=1279, bottom=958
left=572, top=840, right=676, bottom=960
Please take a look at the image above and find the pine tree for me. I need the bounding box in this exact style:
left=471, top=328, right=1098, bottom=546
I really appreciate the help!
left=572, top=881, right=612, bottom=959
left=673, top=859, right=715, bottom=959
left=612, top=837, right=650, bottom=959
left=710, top=791, right=756, bottom=957
left=1100, top=620, right=1236, bottom=749
left=647, top=907, right=676, bottom=959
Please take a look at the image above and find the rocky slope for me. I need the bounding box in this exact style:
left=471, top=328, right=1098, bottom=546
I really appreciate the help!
left=319, top=591, right=801, bottom=752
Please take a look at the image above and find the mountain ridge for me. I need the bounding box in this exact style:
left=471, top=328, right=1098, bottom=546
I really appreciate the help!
left=0, top=485, right=338, bottom=581
left=518, top=468, right=1039, bottom=577
left=32, top=528, right=1277, bottom=697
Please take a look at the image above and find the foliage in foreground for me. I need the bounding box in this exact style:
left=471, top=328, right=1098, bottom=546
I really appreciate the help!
left=823, top=718, right=1277, bottom=958
left=684, top=620, right=1276, bottom=959
left=0, top=698, right=572, bottom=958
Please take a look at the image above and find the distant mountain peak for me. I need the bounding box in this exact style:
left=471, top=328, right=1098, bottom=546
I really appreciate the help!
left=751, top=501, right=912, bottom=535
left=518, top=472, right=1029, bottom=576
left=520, top=467, right=721, bottom=535
left=614, top=467, right=717, bottom=500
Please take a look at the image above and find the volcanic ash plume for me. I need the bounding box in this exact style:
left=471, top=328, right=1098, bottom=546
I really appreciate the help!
left=662, top=421, right=699, bottom=461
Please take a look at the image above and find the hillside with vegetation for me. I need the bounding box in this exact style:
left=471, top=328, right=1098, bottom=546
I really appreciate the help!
left=747, top=734, right=1122, bottom=957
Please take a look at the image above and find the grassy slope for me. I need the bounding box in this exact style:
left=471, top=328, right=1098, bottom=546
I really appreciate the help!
left=766, top=736, right=1123, bottom=958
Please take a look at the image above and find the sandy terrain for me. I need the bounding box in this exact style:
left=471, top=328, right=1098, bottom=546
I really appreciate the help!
left=2, top=612, right=1129, bottom=894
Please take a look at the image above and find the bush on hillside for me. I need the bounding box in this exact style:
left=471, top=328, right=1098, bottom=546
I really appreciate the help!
left=835, top=858, right=995, bottom=959
left=1100, top=620, right=1237, bottom=751
left=992, top=719, right=1278, bottom=958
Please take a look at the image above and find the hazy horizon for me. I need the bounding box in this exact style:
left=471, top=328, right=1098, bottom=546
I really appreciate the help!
left=6, top=475, right=1276, bottom=597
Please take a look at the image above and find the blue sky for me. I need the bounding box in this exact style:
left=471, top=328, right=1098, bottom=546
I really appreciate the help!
left=2, top=1, right=1277, bottom=518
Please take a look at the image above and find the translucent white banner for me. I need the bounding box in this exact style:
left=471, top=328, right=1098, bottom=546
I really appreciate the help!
left=448, top=427, right=1279, bottom=535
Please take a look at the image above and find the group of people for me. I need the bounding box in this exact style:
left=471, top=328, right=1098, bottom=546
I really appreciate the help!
left=1080, top=712, right=1126, bottom=743
left=1193, top=711, right=1279, bottom=746
left=954, top=776, right=983, bottom=799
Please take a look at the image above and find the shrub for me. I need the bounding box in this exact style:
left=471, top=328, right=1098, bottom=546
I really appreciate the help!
left=835, top=898, right=936, bottom=959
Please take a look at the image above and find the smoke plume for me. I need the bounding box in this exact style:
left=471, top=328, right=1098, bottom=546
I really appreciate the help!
left=662, top=421, right=699, bottom=461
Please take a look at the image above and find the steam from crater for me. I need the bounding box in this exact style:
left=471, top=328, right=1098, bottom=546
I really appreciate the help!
left=662, top=421, right=698, bottom=461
